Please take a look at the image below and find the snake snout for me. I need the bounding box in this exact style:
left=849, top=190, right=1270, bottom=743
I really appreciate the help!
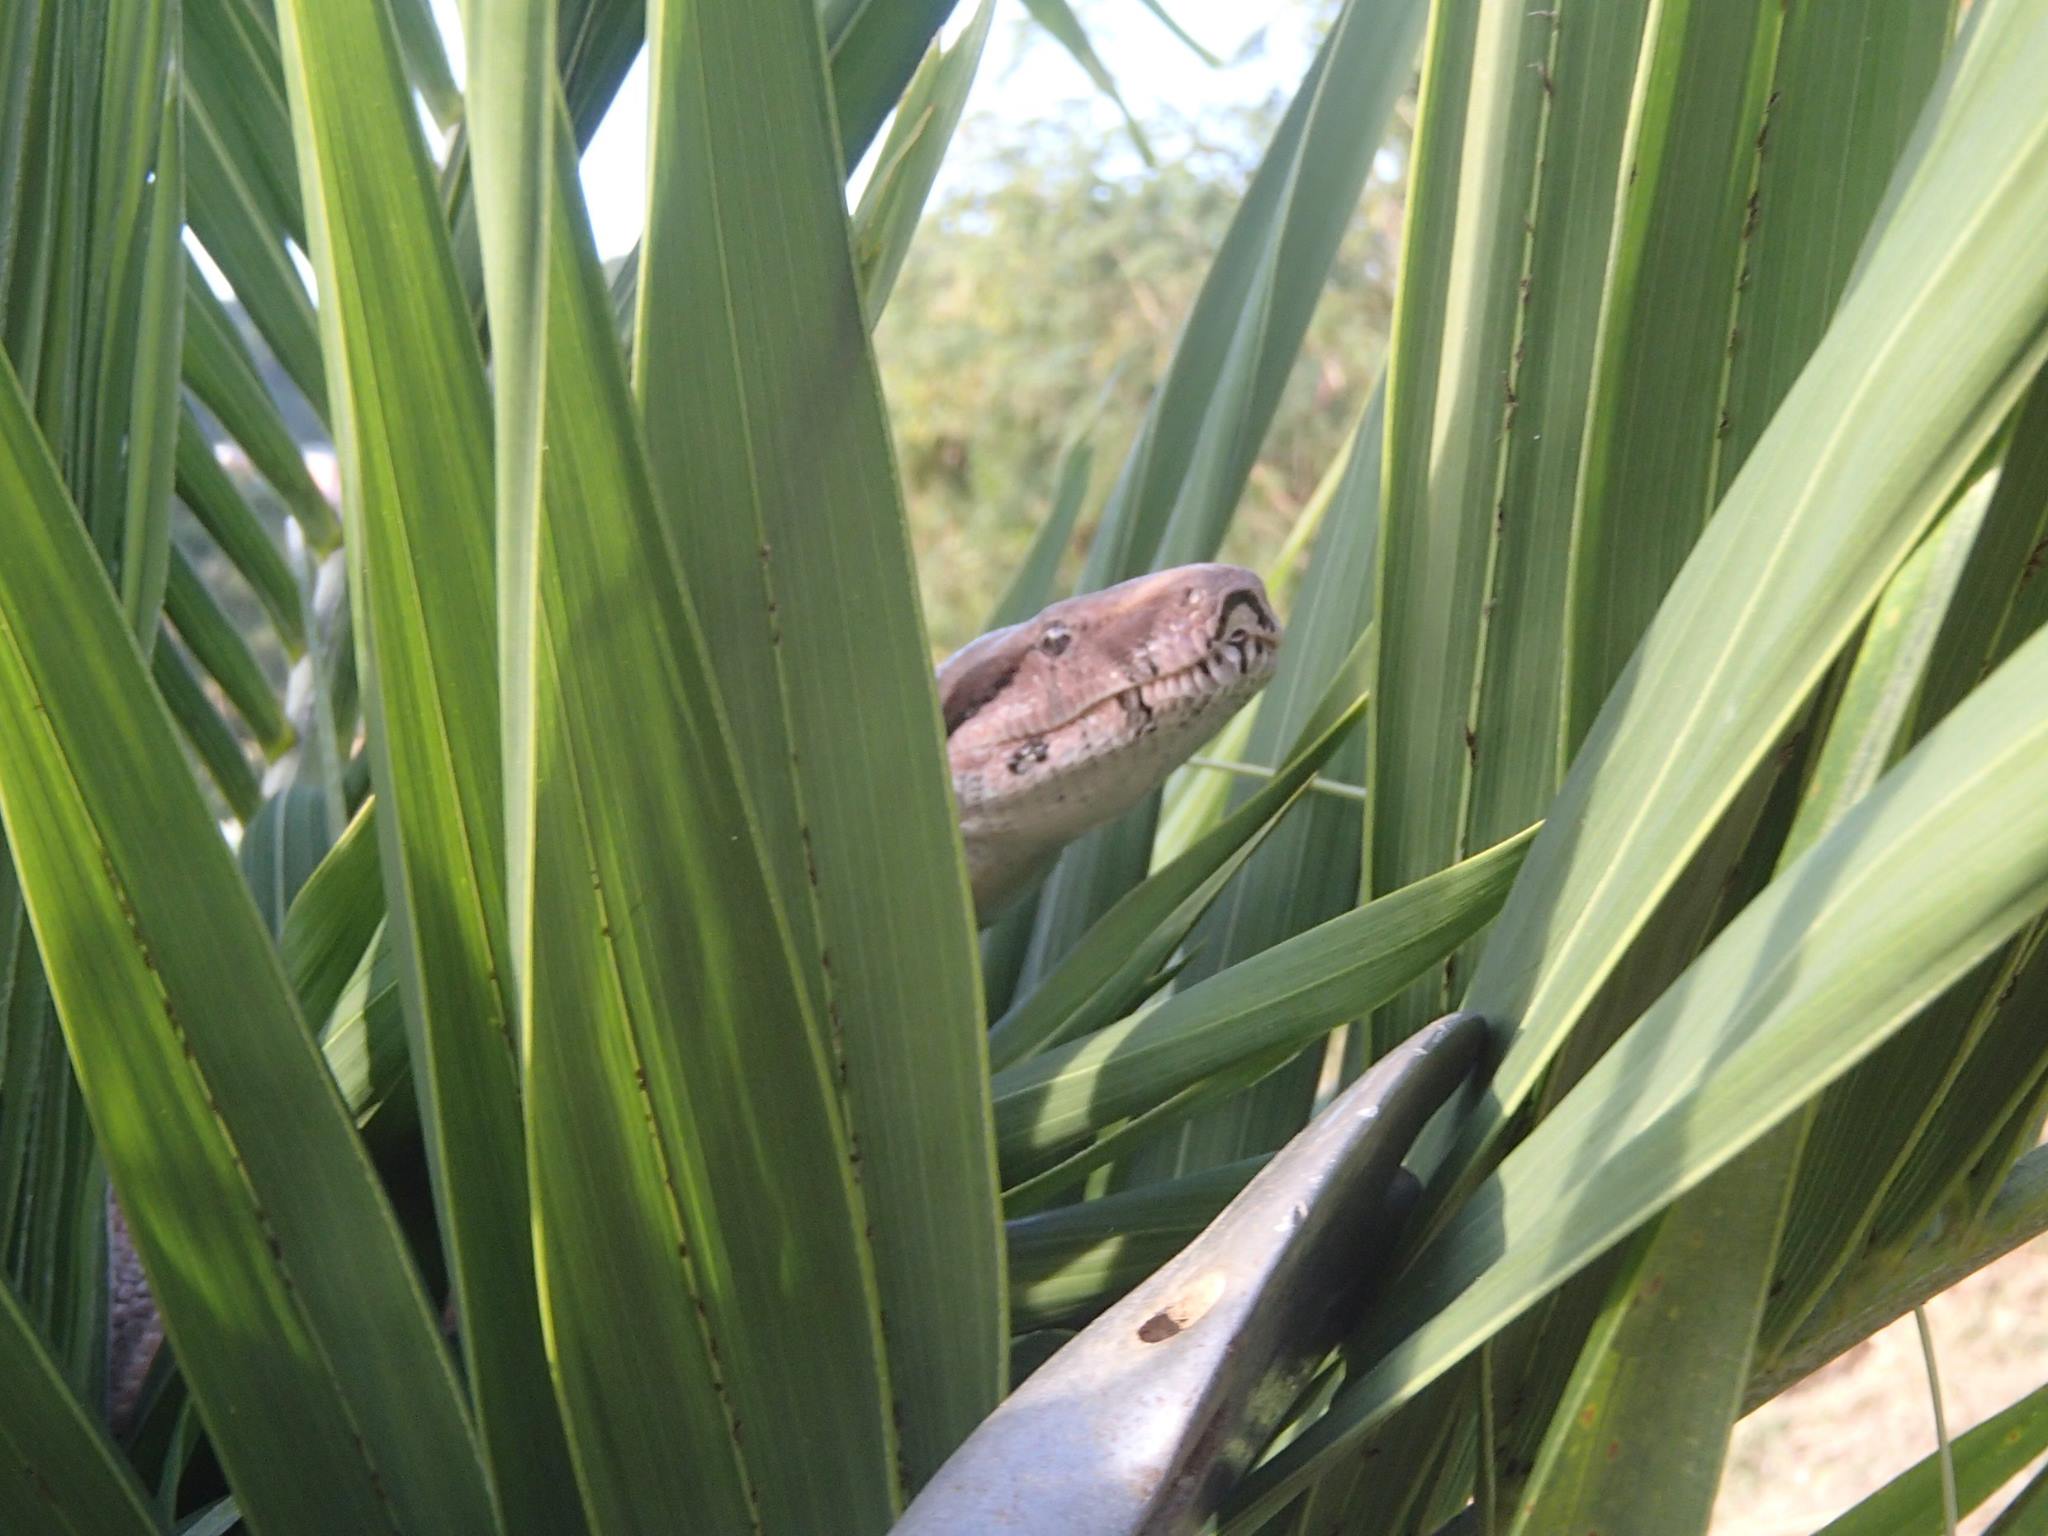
left=1204, top=577, right=1282, bottom=685
left=1214, top=584, right=1279, bottom=646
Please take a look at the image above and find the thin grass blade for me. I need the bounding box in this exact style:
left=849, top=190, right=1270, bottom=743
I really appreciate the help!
left=172, top=407, right=304, bottom=654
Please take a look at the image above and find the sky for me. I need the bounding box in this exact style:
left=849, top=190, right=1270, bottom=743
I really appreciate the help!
left=425, top=0, right=1325, bottom=259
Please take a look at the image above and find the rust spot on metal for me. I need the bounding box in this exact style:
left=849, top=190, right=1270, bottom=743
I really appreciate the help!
left=1137, top=1271, right=1227, bottom=1343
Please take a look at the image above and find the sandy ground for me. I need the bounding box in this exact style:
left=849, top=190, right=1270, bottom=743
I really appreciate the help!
left=1711, top=1235, right=2048, bottom=1534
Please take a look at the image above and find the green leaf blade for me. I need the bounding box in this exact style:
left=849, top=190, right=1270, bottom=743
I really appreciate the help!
left=1026, top=0, right=1425, bottom=981
left=1451, top=0, right=2048, bottom=1199
left=117, top=47, right=184, bottom=654
left=829, top=0, right=962, bottom=176
left=526, top=92, right=895, bottom=1529
left=1231, top=617, right=2048, bottom=1529
left=173, top=405, right=305, bottom=656
left=988, top=693, right=1367, bottom=1073
left=637, top=0, right=1004, bottom=1493
left=272, top=0, right=582, bottom=1521
left=851, top=0, right=994, bottom=320
left=0, top=347, right=495, bottom=1536
left=0, top=1275, right=162, bottom=1536
left=993, top=827, right=1532, bottom=1172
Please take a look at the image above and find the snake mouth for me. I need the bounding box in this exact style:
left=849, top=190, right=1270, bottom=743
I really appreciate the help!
left=988, top=626, right=1282, bottom=753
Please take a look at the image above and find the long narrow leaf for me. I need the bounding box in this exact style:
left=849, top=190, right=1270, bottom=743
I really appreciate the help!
left=988, top=695, right=1366, bottom=1072
left=1520, top=450, right=1993, bottom=1536
left=272, top=0, right=582, bottom=1519
left=851, top=0, right=994, bottom=318
left=0, top=346, right=495, bottom=1536
left=172, top=407, right=304, bottom=654
left=557, top=0, right=648, bottom=142
left=1002, top=1043, right=1294, bottom=1212
left=1020, top=0, right=1155, bottom=165
left=180, top=110, right=322, bottom=420
left=1007, top=1157, right=1262, bottom=1331
left=1497, top=15, right=1964, bottom=1504
left=179, top=11, right=325, bottom=418
left=1134, top=0, right=1222, bottom=66
left=1128, top=384, right=1382, bottom=1179
left=388, top=0, right=462, bottom=130
left=992, top=828, right=1533, bottom=1171
left=637, top=0, right=1002, bottom=1493
left=525, top=91, right=895, bottom=1531
left=182, top=0, right=302, bottom=246
left=117, top=43, right=183, bottom=654
left=1368, top=0, right=1651, bottom=1062
left=319, top=921, right=410, bottom=1144
left=278, top=797, right=381, bottom=1024
left=828, top=0, right=959, bottom=175
left=1562, top=0, right=1781, bottom=738
left=1028, top=0, right=1425, bottom=979
left=237, top=780, right=333, bottom=934
left=1913, top=362, right=2048, bottom=735
left=1442, top=0, right=2048, bottom=1204
left=151, top=640, right=259, bottom=822
left=1815, top=1379, right=2048, bottom=1535
left=1756, top=1147, right=2048, bottom=1411
left=0, top=1275, right=161, bottom=1536
left=1229, top=617, right=2048, bottom=1528
left=163, top=546, right=288, bottom=755
left=463, top=0, right=554, bottom=1028
left=1503, top=1180, right=1789, bottom=1536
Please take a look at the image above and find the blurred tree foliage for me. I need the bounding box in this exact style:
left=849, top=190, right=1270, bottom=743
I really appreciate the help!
left=878, top=86, right=1405, bottom=655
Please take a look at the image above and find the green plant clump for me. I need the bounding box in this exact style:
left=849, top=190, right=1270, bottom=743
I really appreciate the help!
left=0, top=0, right=2046, bottom=1532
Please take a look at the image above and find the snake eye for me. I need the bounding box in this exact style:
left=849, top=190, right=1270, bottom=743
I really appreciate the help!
left=1040, top=625, right=1072, bottom=657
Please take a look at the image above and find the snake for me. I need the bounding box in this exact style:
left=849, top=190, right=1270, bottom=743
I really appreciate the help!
left=942, top=561, right=1283, bottom=916
left=104, top=562, right=1282, bottom=1429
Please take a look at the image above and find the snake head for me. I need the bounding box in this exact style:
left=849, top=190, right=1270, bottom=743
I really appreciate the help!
left=940, top=563, right=1283, bottom=918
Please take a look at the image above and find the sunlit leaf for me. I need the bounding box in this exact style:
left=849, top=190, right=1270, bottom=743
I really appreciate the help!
left=0, top=339, right=494, bottom=1536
